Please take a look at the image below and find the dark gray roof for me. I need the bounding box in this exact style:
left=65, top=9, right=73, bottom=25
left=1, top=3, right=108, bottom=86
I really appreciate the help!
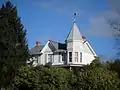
left=29, top=40, right=66, bottom=55
left=29, top=45, right=44, bottom=55
left=48, top=40, right=67, bottom=51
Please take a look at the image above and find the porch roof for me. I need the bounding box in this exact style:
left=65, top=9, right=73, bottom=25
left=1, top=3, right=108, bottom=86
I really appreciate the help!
left=53, top=49, right=66, bottom=53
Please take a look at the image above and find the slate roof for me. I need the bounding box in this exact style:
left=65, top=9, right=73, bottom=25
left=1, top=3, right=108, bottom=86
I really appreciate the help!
left=29, top=45, right=44, bottom=55
left=29, top=40, right=67, bottom=55
left=66, top=23, right=83, bottom=41
left=49, top=40, right=67, bottom=51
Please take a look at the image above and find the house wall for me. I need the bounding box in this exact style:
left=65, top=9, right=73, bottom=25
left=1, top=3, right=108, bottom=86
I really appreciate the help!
left=40, top=41, right=65, bottom=65
left=67, top=41, right=73, bottom=64
left=52, top=54, right=64, bottom=65
left=82, top=53, right=95, bottom=64
left=73, top=40, right=84, bottom=64
left=67, top=40, right=95, bottom=66
left=84, top=41, right=97, bottom=56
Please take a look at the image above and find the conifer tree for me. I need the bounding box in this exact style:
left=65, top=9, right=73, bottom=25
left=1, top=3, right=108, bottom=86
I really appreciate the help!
left=0, top=1, right=29, bottom=88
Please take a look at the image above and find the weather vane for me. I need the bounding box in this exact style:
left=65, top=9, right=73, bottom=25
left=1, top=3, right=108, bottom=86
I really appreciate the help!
left=73, top=12, right=79, bottom=23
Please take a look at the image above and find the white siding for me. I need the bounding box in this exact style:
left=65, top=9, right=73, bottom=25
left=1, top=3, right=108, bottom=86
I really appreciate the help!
left=73, top=40, right=84, bottom=64
left=82, top=53, right=95, bottom=64
left=67, top=39, right=95, bottom=66
left=39, top=41, right=65, bottom=66
left=67, top=41, right=73, bottom=64
left=52, top=54, right=64, bottom=65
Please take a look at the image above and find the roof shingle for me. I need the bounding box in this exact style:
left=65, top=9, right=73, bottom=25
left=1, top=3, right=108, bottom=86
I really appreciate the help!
left=29, top=45, right=44, bottom=55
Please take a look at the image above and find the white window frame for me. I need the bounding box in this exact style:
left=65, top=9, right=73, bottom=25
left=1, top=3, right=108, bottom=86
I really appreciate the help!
left=75, top=52, right=78, bottom=62
left=48, top=54, right=52, bottom=62
left=80, top=52, right=82, bottom=62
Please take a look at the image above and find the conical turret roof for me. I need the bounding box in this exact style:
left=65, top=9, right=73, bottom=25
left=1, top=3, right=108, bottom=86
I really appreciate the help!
left=66, top=23, right=83, bottom=41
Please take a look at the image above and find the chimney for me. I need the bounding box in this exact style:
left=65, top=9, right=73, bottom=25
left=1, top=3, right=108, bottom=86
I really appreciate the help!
left=35, top=41, right=40, bottom=46
left=82, top=36, right=86, bottom=41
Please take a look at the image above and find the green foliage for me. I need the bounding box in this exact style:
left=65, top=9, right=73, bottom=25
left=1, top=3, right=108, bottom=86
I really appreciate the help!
left=84, top=58, right=102, bottom=71
left=13, top=66, right=74, bottom=90
left=76, top=59, right=120, bottom=90
left=109, top=59, right=120, bottom=78
left=12, top=63, right=120, bottom=90
left=90, top=58, right=102, bottom=68
left=13, top=66, right=39, bottom=90
left=76, top=67, right=120, bottom=90
left=0, top=1, right=29, bottom=88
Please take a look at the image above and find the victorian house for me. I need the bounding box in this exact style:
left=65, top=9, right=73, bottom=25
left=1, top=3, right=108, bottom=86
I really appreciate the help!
left=29, top=19, right=97, bottom=67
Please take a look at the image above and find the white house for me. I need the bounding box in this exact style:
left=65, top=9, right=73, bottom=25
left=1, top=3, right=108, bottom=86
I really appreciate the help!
left=29, top=21, right=97, bottom=67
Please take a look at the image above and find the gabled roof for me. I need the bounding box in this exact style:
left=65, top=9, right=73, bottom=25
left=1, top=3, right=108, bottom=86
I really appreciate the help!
left=66, top=23, right=83, bottom=41
left=29, top=40, right=67, bottom=55
left=29, top=45, right=44, bottom=55
left=83, top=41, right=97, bottom=56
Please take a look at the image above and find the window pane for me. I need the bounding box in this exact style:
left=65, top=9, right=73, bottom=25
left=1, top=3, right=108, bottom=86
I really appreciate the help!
left=69, top=52, right=72, bottom=62
left=48, top=54, right=52, bottom=62
left=45, top=54, right=47, bottom=63
left=75, top=52, right=78, bottom=62
left=59, top=52, right=61, bottom=62
left=62, top=54, right=65, bottom=61
left=80, top=52, right=82, bottom=62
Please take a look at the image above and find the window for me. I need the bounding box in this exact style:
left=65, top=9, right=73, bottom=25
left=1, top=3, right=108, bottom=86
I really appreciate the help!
left=45, top=54, right=47, bottom=63
left=75, top=52, right=78, bottom=62
left=48, top=54, right=52, bottom=62
left=58, top=52, right=61, bottom=62
left=62, top=54, right=65, bottom=61
left=69, top=52, right=72, bottom=62
left=80, top=52, right=82, bottom=62
left=35, top=56, right=38, bottom=63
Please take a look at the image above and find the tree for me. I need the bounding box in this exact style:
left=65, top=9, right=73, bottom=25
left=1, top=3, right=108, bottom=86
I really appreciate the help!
left=109, top=59, right=120, bottom=78
left=13, top=66, right=39, bottom=90
left=13, top=66, right=74, bottom=90
left=109, top=19, right=120, bottom=57
left=75, top=59, right=120, bottom=90
left=76, top=67, right=120, bottom=90
left=108, top=0, right=120, bottom=58
left=83, top=58, right=102, bottom=70
left=13, top=65, right=120, bottom=90
left=0, top=1, right=29, bottom=88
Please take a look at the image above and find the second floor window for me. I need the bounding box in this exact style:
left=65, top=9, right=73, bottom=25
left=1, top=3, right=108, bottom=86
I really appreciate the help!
left=75, top=52, right=78, bottom=62
left=80, top=52, right=82, bottom=62
left=69, top=52, right=72, bottom=62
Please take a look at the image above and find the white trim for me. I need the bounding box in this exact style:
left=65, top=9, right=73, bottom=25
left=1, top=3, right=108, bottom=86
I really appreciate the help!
left=41, top=41, right=50, bottom=53
left=85, top=41, right=97, bottom=56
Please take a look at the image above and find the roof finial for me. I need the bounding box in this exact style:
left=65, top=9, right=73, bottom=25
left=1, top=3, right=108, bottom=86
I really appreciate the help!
left=73, top=12, right=78, bottom=23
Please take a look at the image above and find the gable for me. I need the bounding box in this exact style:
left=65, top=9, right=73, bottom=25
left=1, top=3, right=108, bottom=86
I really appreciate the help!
left=83, top=41, right=97, bottom=56
left=41, top=41, right=53, bottom=53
